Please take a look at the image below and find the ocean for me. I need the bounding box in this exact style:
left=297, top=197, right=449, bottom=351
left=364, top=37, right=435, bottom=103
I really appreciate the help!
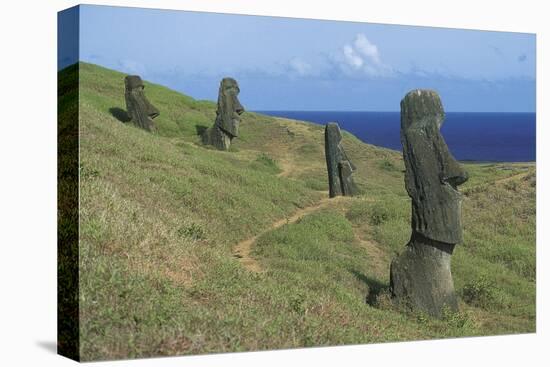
left=257, top=111, right=536, bottom=162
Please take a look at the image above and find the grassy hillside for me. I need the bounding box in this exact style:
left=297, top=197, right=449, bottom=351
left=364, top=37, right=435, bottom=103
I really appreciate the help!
left=70, top=62, right=535, bottom=361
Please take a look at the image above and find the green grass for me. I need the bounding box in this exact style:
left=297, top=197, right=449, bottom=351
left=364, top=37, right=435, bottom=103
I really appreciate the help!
left=249, top=153, right=282, bottom=175
left=63, top=62, right=536, bottom=361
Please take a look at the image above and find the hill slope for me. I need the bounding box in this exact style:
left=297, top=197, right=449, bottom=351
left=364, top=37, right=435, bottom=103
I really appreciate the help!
left=69, top=62, right=535, bottom=360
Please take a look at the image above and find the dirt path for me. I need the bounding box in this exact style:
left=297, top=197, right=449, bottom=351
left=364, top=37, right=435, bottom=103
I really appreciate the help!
left=276, top=151, right=314, bottom=179
left=353, top=231, right=390, bottom=279
left=493, top=171, right=530, bottom=185
left=233, top=196, right=345, bottom=272
left=276, top=157, right=294, bottom=178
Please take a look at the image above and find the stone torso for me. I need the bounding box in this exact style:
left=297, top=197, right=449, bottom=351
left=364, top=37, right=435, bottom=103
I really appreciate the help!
left=325, top=122, right=358, bottom=197
left=400, top=90, right=468, bottom=244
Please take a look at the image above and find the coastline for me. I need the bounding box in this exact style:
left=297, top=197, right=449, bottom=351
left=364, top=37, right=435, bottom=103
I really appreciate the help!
left=257, top=110, right=536, bottom=163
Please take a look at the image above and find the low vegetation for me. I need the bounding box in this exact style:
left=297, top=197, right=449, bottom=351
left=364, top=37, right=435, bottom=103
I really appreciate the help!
left=64, top=62, right=535, bottom=361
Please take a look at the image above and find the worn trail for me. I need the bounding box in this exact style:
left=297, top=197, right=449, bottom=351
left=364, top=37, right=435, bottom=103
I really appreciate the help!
left=276, top=157, right=294, bottom=178
left=276, top=152, right=304, bottom=178
left=493, top=171, right=531, bottom=185
left=232, top=196, right=345, bottom=272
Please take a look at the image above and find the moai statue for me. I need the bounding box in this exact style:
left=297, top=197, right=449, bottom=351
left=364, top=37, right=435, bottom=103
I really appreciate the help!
left=390, top=89, right=469, bottom=317
left=324, top=122, right=358, bottom=198
left=202, top=78, right=245, bottom=150
left=124, top=75, right=159, bottom=131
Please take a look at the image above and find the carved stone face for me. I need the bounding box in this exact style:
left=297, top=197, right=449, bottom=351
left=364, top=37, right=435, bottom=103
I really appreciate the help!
left=124, top=75, right=159, bottom=131
left=400, top=89, right=468, bottom=244
left=215, top=78, right=244, bottom=138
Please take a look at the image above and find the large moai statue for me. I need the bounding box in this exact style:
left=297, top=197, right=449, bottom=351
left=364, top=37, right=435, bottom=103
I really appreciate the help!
left=124, top=75, right=160, bottom=132
left=324, top=122, right=358, bottom=198
left=390, top=89, right=469, bottom=317
left=202, top=78, right=245, bottom=150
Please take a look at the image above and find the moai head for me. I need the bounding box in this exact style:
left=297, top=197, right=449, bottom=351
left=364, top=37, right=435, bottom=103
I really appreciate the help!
left=400, top=89, right=468, bottom=244
left=325, top=122, right=358, bottom=197
left=124, top=75, right=159, bottom=131
left=215, top=78, right=245, bottom=138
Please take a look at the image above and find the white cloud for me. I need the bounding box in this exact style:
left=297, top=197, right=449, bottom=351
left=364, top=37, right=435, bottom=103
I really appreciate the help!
left=343, top=45, right=363, bottom=69
left=339, top=33, right=393, bottom=77
left=354, top=34, right=381, bottom=65
left=282, top=33, right=393, bottom=79
left=288, top=57, right=314, bottom=76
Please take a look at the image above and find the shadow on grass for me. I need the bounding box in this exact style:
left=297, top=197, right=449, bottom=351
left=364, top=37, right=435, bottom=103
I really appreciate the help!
left=350, top=269, right=389, bottom=306
left=109, top=107, right=130, bottom=123
left=195, top=124, right=208, bottom=136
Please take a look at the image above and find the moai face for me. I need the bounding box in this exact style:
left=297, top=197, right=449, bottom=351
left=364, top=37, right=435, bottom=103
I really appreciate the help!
left=400, top=90, right=468, bottom=244
left=325, top=122, right=358, bottom=197
left=124, top=75, right=159, bottom=131
left=215, top=78, right=244, bottom=138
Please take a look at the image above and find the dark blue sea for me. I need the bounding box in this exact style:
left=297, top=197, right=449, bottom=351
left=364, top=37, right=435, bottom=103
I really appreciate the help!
left=257, top=111, right=536, bottom=162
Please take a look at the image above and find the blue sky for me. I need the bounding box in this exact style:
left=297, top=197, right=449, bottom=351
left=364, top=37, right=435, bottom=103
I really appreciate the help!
left=62, top=5, right=536, bottom=112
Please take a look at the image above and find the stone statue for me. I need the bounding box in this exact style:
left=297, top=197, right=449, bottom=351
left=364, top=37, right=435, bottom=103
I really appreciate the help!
left=124, top=75, right=159, bottom=131
left=202, top=78, right=245, bottom=150
left=390, top=89, right=469, bottom=317
left=324, top=122, right=358, bottom=198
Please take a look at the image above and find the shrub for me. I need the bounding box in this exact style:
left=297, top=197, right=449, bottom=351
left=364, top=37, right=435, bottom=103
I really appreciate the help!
left=250, top=153, right=280, bottom=174
left=462, top=276, right=498, bottom=309
left=288, top=293, right=307, bottom=316
left=504, top=180, right=519, bottom=192
left=369, top=203, right=391, bottom=226
left=378, top=159, right=398, bottom=172
left=442, top=307, right=472, bottom=329
left=177, top=223, right=206, bottom=240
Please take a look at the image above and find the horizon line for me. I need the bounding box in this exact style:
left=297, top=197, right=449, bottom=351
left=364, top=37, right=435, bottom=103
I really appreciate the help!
left=254, top=109, right=536, bottom=114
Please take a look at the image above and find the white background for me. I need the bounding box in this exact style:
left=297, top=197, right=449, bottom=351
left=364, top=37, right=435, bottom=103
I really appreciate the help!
left=0, top=0, right=547, bottom=365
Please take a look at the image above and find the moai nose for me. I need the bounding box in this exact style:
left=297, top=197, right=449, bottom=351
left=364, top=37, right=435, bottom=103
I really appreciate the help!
left=234, top=99, right=245, bottom=115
